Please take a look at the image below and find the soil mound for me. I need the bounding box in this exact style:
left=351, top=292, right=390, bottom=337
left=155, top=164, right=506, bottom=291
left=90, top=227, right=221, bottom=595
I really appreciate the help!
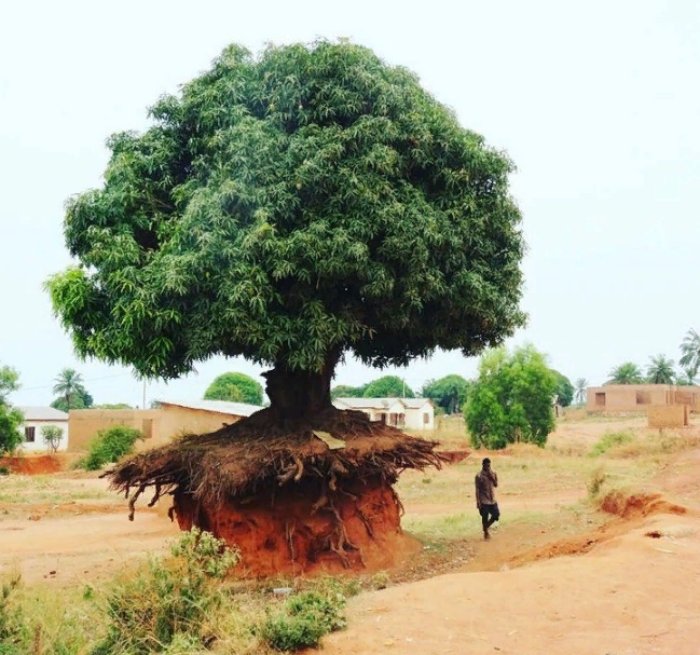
left=0, top=455, right=62, bottom=475
left=600, top=491, right=687, bottom=518
left=108, top=407, right=446, bottom=573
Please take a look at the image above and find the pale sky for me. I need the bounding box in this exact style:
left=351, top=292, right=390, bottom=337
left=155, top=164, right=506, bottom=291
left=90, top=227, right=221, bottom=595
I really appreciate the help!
left=1, top=0, right=699, bottom=407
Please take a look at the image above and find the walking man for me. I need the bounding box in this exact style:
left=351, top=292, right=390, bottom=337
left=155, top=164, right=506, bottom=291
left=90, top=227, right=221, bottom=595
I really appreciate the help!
left=475, top=457, right=499, bottom=540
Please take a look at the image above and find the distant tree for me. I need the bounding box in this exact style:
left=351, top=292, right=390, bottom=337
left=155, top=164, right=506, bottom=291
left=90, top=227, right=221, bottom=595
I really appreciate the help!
left=606, top=362, right=643, bottom=385
left=93, top=403, right=133, bottom=409
left=551, top=370, right=574, bottom=407
left=574, top=378, right=588, bottom=405
left=422, top=375, right=470, bottom=414
left=646, top=355, right=676, bottom=384
left=52, top=368, right=93, bottom=411
left=330, top=384, right=366, bottom=400
left=680, top=328, right=700, bottom=384
left=0, top=365, right=24, bottom=455
left=204, top=372, right=263, bottom=405
left=363, top=376, right=414, bottom=398
left=41, top=425, right=64, bottom=454
left=466, top=346, right=556, bottom=449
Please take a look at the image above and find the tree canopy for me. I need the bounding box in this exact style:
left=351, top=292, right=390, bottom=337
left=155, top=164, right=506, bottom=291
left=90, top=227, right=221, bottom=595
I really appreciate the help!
left=362, top=375, right=414, bottom=398
left=47, top=41, right=525, bottom=398
left=465, top=346, right=556, bottom=449
left=204, top=372, right=264, bottom=405
left=330, top=384, right=366, bottom=400
left=0, top=365, right=24, bottom=455
left=646, top=355, right=675, bottom=385
left=51, top=368, right=93, bottom=411
left=551, top=370, right=574, bottom=407
left=680, top=328, right=700, bottom=383
left=606, top=362, right=643, bottom=385
left=421, top=374, right=470, bottom=414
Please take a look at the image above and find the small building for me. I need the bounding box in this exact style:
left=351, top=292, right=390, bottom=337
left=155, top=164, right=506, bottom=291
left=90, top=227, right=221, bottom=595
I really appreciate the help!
left=68, top=399, right=262, bottom=452
left=333, top=397, right=435, bottom=430
left=587, top=384, right=700, bottom=413
left=17, top=406, right=69, bottom=452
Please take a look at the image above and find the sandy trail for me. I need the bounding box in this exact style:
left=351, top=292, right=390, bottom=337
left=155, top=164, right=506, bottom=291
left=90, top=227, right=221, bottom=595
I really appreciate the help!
left=320, top=447, right=700, bottom=655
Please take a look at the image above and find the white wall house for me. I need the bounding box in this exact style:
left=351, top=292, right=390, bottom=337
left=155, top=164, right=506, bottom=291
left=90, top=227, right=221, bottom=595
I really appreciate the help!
left=17, top=407, right=69, bottom=452
left=333, top=397, right=435, bottom=430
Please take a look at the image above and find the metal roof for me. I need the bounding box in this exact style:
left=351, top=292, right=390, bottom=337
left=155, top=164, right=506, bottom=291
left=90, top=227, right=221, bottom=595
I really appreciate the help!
left=333, top=397, right=433, bottom=410
left=156, top=399, right=263, bottom=417
left=18, top=406, right=69, bottom=421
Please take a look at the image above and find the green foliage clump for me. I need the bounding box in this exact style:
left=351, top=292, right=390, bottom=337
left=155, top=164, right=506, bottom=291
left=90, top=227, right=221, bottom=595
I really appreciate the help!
left=47, top=40, right=524, bottom=383
left=93, top=528, right=238, bottom=655
left=81, top=426, right=143, bottom=470
left=41, top=425, right=64, bottom=453
left=0, top=574, right=22, bottom=654
left=330, top=384, right=367, bottom=400
left=51, top=368, right=93, bottom=411
left=261, top=590, right=346, bottom=651
left=465, top=345, right=556, bottom=449
left=589, top=431, right=634, bottom=457
left=422, top=374, right=470, bottom=413
left=551, top=370, right=574, bottom=407
left=203, top=372, right=263, bottom=405
left=0, top=366, right=23, bottom=456
left=362, top=375, right=413, bottom=398
left=606, top=362, right=643, bottom=385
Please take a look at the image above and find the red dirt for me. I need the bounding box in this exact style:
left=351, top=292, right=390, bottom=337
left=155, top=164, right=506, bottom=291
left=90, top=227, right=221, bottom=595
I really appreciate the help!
left=0, top=455, right=62, bottom=475
left=174, top=476, right=419, bottom=576
left=600, top=490, right=687, bottom=518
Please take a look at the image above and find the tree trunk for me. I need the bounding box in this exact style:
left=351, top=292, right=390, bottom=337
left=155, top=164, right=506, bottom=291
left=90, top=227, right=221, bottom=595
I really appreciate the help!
left=263, top=351, right=341, bottom=418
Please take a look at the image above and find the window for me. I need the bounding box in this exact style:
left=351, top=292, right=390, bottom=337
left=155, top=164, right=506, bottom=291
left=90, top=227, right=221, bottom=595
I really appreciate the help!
left=25, top=426, right=36, bottom=442
left=595, top=393, right=606, bottom=407
left=423, top=412, right=430, bottom=425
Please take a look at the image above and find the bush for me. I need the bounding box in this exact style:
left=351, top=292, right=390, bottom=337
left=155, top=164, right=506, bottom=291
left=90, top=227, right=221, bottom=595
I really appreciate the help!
left=0, top=574, right=21, bottom=654
left=81, top=426, right=143, bottom=470
left=587, top=466, right=608, bottom=498
left=261, top=590, right=346, bottom=651
left=589, top=431, right=634, bottom=457
left=93, top=528, right=238, bottom=654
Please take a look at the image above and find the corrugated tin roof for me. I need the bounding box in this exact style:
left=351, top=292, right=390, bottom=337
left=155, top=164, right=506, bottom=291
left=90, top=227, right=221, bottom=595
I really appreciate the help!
left=18, top=406, right=69, bottom=421
left=157, top=399, right=262, bottom=417
left=333, top=397, right=432, bottom=410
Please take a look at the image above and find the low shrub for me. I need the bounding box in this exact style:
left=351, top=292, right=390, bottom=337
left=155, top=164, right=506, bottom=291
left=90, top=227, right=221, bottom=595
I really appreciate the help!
left=589, top=431, right=634, bottom=457
left=261, top=589, right=346, bottom=651
left=92, top=528, right=238, bottom=654
left=0, top=574, right=21, bottom=654
left=80, top=426, right=143, bottom=470
left=0, top=467, right=9, bottom=476
left=587, top=466, right=608, bottom=498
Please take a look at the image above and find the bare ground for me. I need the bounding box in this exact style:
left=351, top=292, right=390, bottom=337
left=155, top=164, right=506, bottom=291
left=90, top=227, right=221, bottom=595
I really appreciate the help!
left=0, top=414, right=698, bottom=654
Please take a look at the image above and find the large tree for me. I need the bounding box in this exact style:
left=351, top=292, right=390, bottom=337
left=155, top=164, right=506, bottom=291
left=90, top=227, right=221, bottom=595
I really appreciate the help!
left=47, top=42, right=525, bottom=571
left=330, top=384, right=366, bottom=400
left=204, top=372, right=264, bottom=405
left=465, top=346, right=556, bottom=449
left=606, top=362, right=643, bottom=385
left=421, top=374, right=470, bottom=414
left=646, top=355, right=675, bottom=385
left=680, top=328, right=700, bottom=383
left=0, top=365, right=24, bottom=455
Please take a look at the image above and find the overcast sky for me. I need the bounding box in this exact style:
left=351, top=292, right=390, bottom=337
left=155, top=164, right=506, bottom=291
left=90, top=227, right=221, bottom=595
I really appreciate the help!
left=1, top=0, right=699, bottom=407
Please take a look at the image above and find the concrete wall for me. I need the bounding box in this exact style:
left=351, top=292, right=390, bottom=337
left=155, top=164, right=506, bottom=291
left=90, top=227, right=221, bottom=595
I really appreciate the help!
left=648, top=405, right=689, bottom=429
left=68, top=409, right=160, bottom=452
left=19, top=420, right=69, bottom=452
left=586, top=385, right=700, bottom=412
left=68, top=405, right=245, bottom=452
left=404, top=403, right=435, bottom=430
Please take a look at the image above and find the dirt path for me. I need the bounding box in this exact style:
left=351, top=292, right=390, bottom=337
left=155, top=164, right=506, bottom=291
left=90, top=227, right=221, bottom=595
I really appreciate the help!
left=320, top=447, right=700, bottom=655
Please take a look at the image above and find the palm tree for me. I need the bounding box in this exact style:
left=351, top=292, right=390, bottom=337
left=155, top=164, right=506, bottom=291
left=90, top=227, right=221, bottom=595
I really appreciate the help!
left=646, top=355, right=676, bottom=384
left=680, top=328, right=700, bottom=383
left=574, top=378, right=588, bottom=405
left=607, top=362, right=643, bottom=385
left=52, top=368, right=86, bottom=409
